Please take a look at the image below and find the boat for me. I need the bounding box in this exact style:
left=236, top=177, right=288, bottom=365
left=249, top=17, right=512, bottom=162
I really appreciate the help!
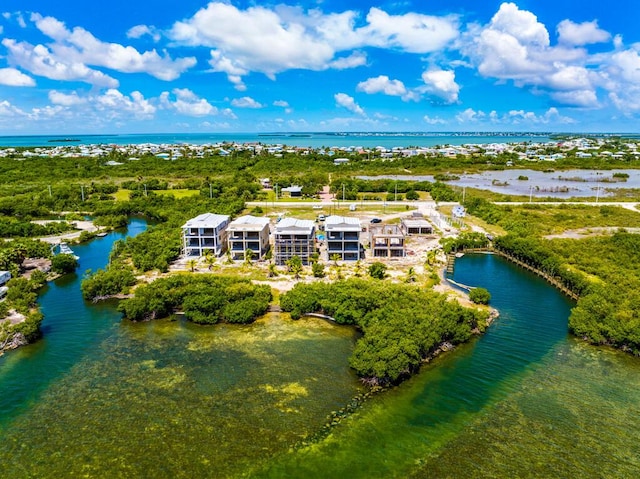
left=455, top=252, right=465, bottom=258
left=59, top=242, right=80, bottom=260
left=96, top=232, right=108, bottom=237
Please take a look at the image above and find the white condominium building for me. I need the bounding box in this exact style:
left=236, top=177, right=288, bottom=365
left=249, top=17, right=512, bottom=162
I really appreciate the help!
left=182, top=213, right=230, bottom=257
left=325, top=215, right=362, bottom=261
left=274, top=218, right=316, bottom=265
left=227, top=215, right=271, bottom=260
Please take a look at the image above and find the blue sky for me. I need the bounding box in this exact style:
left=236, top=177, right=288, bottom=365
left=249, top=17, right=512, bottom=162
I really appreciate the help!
left=1, top=0, right=640, bottom=134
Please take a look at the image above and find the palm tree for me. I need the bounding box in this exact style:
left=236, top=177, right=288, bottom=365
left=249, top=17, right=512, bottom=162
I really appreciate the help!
left=286, top=255, right=303, bottom=280
left=405, top=267, right=417, bottom=283
left=353, top=259, right=363, bottom=277
left=268, top=262, right=278, bottom=278
left=204, top=252, right=217, bottom=271
left=186, top=259, right=197, bottom=272
left=244, top=248, right=255, bottom=265
left=425, top=249, right=437, bottom=267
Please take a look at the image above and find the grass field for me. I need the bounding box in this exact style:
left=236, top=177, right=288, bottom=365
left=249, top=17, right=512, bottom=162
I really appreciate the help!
left=113, top=189, right=200, bottom=201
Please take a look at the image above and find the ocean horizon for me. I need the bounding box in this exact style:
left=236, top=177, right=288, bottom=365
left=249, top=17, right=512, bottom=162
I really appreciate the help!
left=0, top=131, right=592, bottom=149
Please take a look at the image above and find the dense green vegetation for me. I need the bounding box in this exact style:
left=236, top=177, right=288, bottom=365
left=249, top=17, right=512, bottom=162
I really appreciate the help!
left=51, top=254, right=78, bottom=274
left=0, top=274, right=47, bottom=350
left=81, top=267, right=137, bottom=300
left=552, top=232, right=640, bottom=353
left=280, top=279, right=488, bottom=385
left=118, top=274, right=271, bottom=324
left=441, top=232, right=490, bottom=253
left=461, top=197, right=640, bottom=353
left=469, top=287, right=491, bottom=305
left=464, top=198, right=640, bottom=236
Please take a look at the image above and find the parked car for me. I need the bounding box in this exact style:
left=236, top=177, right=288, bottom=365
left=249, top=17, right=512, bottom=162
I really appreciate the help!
left=317, top=214, right=326, bottom=221
left=370, top=218, right=382, bottom=223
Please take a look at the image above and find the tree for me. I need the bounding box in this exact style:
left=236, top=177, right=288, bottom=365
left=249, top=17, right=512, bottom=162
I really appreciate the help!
left=244, top=248, right=255, bottom=265
left=425, top=249, right=438, bottom=267
left=368, top=262, right=387, bottom=280
left=353, top=260, right=363, bottom=277
left=286, top=255, right=303, bottom=280
left=405, top=267, right=417, bottom=283
left=204, top=252, right=217, bottom=271
left=268, top=262, right=279, bottom=278
left=405, top=190, right=420, bottom=200
left=186, top=259, right=197, bottom=272
left=469, top=287, right=491, bottom=305
left=51, top=254, right=78, bottom=274
left=312, top=261, right=325, bottom=278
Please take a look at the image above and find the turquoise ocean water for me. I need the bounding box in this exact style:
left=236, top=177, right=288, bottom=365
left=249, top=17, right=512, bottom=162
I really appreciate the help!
left=0, top=132, right=552, bottom=148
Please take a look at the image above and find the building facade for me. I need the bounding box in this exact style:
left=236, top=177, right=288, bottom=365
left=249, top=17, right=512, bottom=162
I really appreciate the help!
left=182, top=213, right=230, bottom=257
left=401, top=217, right=433, bottom=235
left=274, top=218, right=316, bottom=265
left=369, top=224, right=406, bottom=258
left=227, top=215, right=271, bottom=260
left=325, top=215, right=362, bottom=261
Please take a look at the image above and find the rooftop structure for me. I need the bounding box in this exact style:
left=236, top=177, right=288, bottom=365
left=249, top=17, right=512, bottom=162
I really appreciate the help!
left=281, top=185, right=302, bottom=197
left=227, top=215, right=271, bottom=260
left=182, top=213, right=230, bottom=257
left=401, top=217, right=434, bottom=235
left=274, top=218, right=316, bottom=265
left=325, top=215, right=362, bottom=261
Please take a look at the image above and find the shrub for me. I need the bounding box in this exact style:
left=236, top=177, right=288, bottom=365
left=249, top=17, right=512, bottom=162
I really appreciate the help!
left=51, top=254, right=78, bottom=274
left=469, top=287, right=491, bottom=305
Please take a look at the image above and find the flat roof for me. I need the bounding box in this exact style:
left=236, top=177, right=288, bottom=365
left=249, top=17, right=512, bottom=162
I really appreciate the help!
left=182, top=213, right=230, bottom=229
left=325, top=215, right=361, bottom=231
left=228, top=215, right=270, bottom=230
left=402, top=218, right=433, bottom=227
left=275, top=217, right=315, bottom=234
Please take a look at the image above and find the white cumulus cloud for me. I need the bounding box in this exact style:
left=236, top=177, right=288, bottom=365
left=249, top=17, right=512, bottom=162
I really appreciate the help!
left=357, top=75, right=407, bottom=96
left=48, top=90, right=86, bottom=106
left=160, top=89, right=217, bottom=116
left=127, top=24, right=161, bottom=42
left=0, top=67, right=35, bottom=86
left=2, top=13, right=196, bottom=86
left=420, top=69, right=460, bottom=103
left=170, top=3, right=458, bottom=86
left=231, top=97, right=263, bottom=108
left=557, top=20, right=610, bottom=46
left=334, top=93, right=365, bottom=115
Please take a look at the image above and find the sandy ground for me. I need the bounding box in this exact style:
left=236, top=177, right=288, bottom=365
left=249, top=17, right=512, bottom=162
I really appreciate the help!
left=35, top=220, right=99, bottom=244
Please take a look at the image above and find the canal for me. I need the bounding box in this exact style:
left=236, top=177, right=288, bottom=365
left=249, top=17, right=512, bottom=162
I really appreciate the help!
left=1, top=236, right=639, bottom=477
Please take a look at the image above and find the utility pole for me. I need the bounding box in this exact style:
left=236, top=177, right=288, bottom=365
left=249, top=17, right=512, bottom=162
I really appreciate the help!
left=342, top=183, right=345, bottom=203
left=209, top=183, right=213, bottom=199
left=144, top=184, right=148, bottom=197
left=81, top=185, right=85, bottom=202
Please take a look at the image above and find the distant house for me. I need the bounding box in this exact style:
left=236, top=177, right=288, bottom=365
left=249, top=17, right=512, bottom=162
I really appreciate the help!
left=227, top=215, right=271, bottom=260
left=281, top=185, right=303, bottom=197
left=452, top=205, right=466, bottom=218
left=260, top=178, right=271, bottom=188
left=325, top=216, right=362, bottom=261
left=274, top=218, right=316, bottom=265
left=369, top=224, right=406, bottom=258
left=401, top=217, right=433, bottom=235
left=333, top=158, right=350, bottom=166
left=182, top=213, right=230, bottom=257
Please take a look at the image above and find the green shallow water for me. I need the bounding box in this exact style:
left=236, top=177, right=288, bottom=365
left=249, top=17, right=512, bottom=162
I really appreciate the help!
left=1, top=243, right=640, bottom=478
